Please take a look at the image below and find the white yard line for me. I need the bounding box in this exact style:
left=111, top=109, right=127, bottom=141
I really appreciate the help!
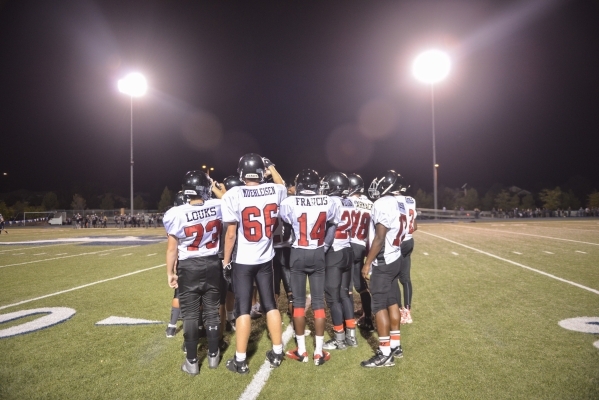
left=575, top=250, right=587, bottom=254
left=513, top=251, right=522, bottom=255
left=147, top=253, right=157, bottom=256
left=423, top=252, right=429, bottom=256
left=420, top=231, right=599, bottom=296
left=0, top=245, right=140, bottom=269
left=32, top=253, right=46, bottom=256
left=121, top=253, right=132, bottom=257
left=456, top=226, right=599, bottom=246
left=55, top=253, right=67, bottom=256
left=13, top=253, right=24, bottom=256
left=451, top=252, right=459, bottom=256
left=238, top=323, right=295, bottom=400
left=0, top=243, right=72, bottom=253
left=543, top=251, right=554, bottom=254
left=0, top=264, right=165, bottom=311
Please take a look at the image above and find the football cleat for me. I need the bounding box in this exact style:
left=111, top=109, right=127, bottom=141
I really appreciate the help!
left=285, top=348, right=308, bottom=363
left=322, top=337, right=347, bottom=351
left=360, top=349, right=395, bottom=368
left=345, top=328, right=358, bottom=347
left=313, top=351, right=331, bottom=366
left=226, top=357, right=249, bottom=374
left=181, top=358, right=199, bottom=376
left=391, top=345, right=403, bottom=358
left=226, top=319, right=236, bottom=332
left=357, top=317, right=375, bottom=333
left=266, top=350, right=284, bottom=368
left=165, top=326, right=176, bottom=338
left=208, top=349, right=220, bottom=369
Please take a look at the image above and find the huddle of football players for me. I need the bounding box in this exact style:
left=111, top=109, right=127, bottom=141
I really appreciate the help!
left=163, top=152, right=417, bottom=375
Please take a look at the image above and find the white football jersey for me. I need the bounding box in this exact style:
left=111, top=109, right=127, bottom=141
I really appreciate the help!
left=331, top=196, right=354, bottom=251
left=221, top=183, right=287, bottom=265
left=163, top=200, right=223, bottom=260
left=349, top=194, right=373, bottom=247
left=280, top=195, right=339, bottom=249
left=396, top=195, right=417, bottom=241
left=369, top=195, right=406, bottom=266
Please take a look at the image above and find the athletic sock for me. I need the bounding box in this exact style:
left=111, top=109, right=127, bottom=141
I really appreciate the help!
left=379, top=336, right=391, bottom=356
left=296, top=335, right=306, bottom=355
left=236, top=352, right=246, bottom=362
left=360, top=291, right=372, bottom=319
left=390, top=330, right=401, bottom=348
left=167, top=323, right=177, bottom=328
left=345, top=319, right=355, bottom=329
left=206, top=325, right=220, bottom=355
left=169, top=307, right=180, bottom=326
left=227, top=311, right=235, bottom=321
left=272, top=343, right=283, bottom=355
left=315, top=335, right=324, bottom=356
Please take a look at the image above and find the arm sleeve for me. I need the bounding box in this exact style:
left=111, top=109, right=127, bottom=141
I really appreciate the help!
left=323, top=222, right=337, bottom=252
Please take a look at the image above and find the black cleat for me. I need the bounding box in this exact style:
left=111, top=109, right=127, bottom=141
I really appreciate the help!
left=391, top=345, right=403, bottom=358
left=265, top=349, right=284, bottom=368
left=360, top=349, right=395, bottom=368
left=226, top=357, right=249, bottom=374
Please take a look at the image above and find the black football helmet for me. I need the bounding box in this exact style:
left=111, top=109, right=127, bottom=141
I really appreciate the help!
left=320, top=172, right=350, bottom=197
left=174, top=191, right=188, bottom=206
left=223, top=175, right=244, bottom=191
left=396, top=174, right=410, bottom=194
left=295, top=169, right=320, bottom=195
left=182, top=170, right=212, bottom=201
left=237, top=153, right=265, bottom=182
left=347, top=173, right=364, bottom=196
left=368, top=170, right=402, bottom=200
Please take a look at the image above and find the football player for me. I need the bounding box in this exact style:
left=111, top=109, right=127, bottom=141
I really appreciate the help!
left=395, top=176, right=417, bottom=324
left=163, top=171, right=224, bottom=375
left=360, top=170, right=405, bottom=368
left=165, top=191, right=188, bottom=338
left=221, top=154, right=287, bottom=374
left=0, top=214, right=7, bottom=234
left=346, top=173, right=374, bottom=332
left=320, top=172, right=357, bottom=350
left=280, top=169, right=339, bottom=365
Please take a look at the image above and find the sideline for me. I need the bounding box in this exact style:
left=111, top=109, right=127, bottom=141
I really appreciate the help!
left=455, top=225, right=599, bottom=246
left=0, top=264, right=165, bottom=311
left=420, top=231, right=599, bottom=295
left=0, top=243, right=72, bottom=253
left=0, top=245, right=141, bottom=269
left=238, top=324, right=295, bottom=400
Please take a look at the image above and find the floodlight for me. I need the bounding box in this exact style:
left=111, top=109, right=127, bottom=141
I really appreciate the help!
left=118, top=73, right=148, bottom=97
left=412, top=50, right=451, bottom=84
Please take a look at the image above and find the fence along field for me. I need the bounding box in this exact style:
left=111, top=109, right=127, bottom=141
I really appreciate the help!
left=0, top=221, right=598, bottom=399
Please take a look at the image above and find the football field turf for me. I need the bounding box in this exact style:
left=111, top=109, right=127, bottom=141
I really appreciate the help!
left=0, top=220, right=598, bottom=399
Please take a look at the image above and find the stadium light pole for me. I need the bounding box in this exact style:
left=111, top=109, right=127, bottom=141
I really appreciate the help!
left=118, top=72, right=147, bottom=217
left=412, top=49, right=450, bottom=219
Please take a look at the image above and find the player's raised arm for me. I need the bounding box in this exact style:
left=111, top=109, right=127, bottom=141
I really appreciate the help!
left=263, top=157, right=285, bottom=185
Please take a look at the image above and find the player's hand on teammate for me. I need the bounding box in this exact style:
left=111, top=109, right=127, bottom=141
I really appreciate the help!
left=211, top=180, right=226, bottom=199
left=168, top=273, right=178, bottom=288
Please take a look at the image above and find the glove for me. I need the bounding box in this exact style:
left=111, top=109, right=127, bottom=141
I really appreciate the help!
left=223, top=262, right=232, bottom=285
left=262, top=157, right=274, bottom=168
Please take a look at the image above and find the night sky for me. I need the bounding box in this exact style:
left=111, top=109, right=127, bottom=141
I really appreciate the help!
left=1, top=0, right=598, bottom=202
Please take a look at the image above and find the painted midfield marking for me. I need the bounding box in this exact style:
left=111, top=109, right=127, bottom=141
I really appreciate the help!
left=513, top=251, right=522, bottom=255
left=420, top=231, right=599, bottom=296
left=543, top=251, right=554, bottom=254
left=0, top=264, right=165, bottom=311
left=575, top=250, right=587, bottom=254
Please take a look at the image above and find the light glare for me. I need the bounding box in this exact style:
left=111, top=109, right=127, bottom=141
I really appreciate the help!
left=412, top=50, right=451, bottom=84
left=118, top=72, right=147, bottom=97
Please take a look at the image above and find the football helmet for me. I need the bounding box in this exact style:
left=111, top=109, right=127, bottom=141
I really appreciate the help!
left=347, top=173, right=364, bottom=196
left=396, top=174, right=410, bottom=194
left=237, top=153, right=266, bottom=182
left=368, top=170, right=402, bottom=200
left=174, top=191, right=188, bottom=206
left=223, top=175, right=244, bottom=191
left=295, top=169, right=320, bottom=195
left=181, top=170, right=212, bottom=201
left=320, top=172, right=350, bottom=197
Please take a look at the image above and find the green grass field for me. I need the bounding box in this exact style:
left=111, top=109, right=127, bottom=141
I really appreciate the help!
left=0, top=220, right=598, bottom=399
